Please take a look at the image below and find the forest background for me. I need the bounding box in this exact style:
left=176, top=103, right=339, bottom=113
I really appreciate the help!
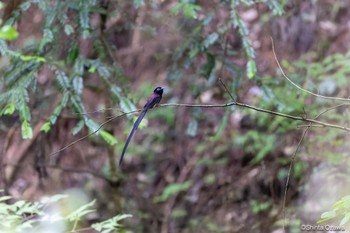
left=1, top=0, right=350, bottom=232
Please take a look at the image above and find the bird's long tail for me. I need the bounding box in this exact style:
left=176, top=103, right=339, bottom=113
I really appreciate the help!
left=119, top=108, right=148, bottom=166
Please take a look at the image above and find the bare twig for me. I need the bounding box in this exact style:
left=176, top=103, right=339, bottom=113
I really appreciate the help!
left=282, top=127, right=309, bottom=232
left=73, top=107, right=116, bottom=115
left=160, top=102, right=350, bottom=131
left=48, top=110, right=140, bottom=157
left=281, top=103, right=346, bottom=231
left=4, top=162, right=110, bottom=182
left=49, top=101, right=350, bottom=160
left=218, top=31, right=236, bottom=101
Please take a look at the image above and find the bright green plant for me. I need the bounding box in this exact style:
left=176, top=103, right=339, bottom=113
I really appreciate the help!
left=318, top=195, right=350, bottom=225
left=0, top=191, right=131, bottom=232
left=0, top=25, right=18, bottom=41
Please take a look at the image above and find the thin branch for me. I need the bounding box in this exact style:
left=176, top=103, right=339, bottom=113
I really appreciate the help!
left=73, top=107, right=116, bottom=115
left=4, top=162, right=110, bottom=182
left=271, top=37, right=350, bottom=102
left=48, top=109, right=140, bottom=157
left=160, top=102, right=350, bottom=131
left=281, top=103, right=347, bottom=231
left=218, top=31, right=236, bottom=101
left=50, top=101, right=350, bottom=158
left=282, top=126, right=309, bottom=232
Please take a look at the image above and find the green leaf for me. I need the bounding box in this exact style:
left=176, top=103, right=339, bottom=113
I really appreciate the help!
left=56, top=71, right=71, bottom=90
left=19, top=55, right=46, bottom=62
left=120, top=97, right=137, bottom=114
left=154, top=181, right=192, bottom=202
left=20, top=2, right=31, bottom=11
left=209, top=110, right=229, bottom=141
left=67, top=46, right=79, bottom=65
left=201, top=52, right=215, bottom=79
left=203, top=32, right=219, bottom=49
left=183, top=3, right=201, bottom=19
left=249, top=134, right=276, bottom=165
left=71, top=120, right=85, bottom=135
left=97, top=65, right=112, bottom=78
left=49, top=93, right=69, bottom=125
left=318, top=210, right=336, bottom=223
left=91, top=214, right=132, bottom=232
left=21, top=120, right=33, bottom=139
left=79, top=3, right=90, bottom=39
left=64, top=24, right=74, bottom=35
left=41, top=194, right=68, bottom=204
left=170, top=2, right=201, bottom=19
left=171, top=209, right=187, bottom=218
left=334, top=196, right=350, bottom=209
left=202, top=14, right=213, bottom=26
left=88, top=65, right=96, bottom=73
left=85, top=118, right=100, bottom=133
left=204, top=174, right=216, bottom=184
left=66, top=199, right=96, bottom=221
left=0, top=25, right=19, bottom=41
left=133, top=0, right=144, bottom=8
left=246, top=59, right=257, bottom=79
left=186, top=119, right=198, bottom=137
left=267, top=0, right=285, bottom=15
left=71, top=95, right=85, bottom=113
left=19, top=104, right=31, bottom=122
left=100, top=130, right=117, bottom=145
left=73, top=76, right=83, bottom=95
left=340, top=212, right=350, bottom=225
left=0, top=196, right=12, bottom=202
left=40, top=28, right=54, bottom=49
left=170, top=2, right=183, bottom=15
left=1, top=103, right=16, bottom=115
left=40, top=121, right=51, bottom=133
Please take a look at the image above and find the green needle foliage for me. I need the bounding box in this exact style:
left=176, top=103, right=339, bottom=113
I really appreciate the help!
left=0, top=0, right=284, bottom=143
left=0, top=0, right=132, bottom=144
left=168, top=0, right=285, bottom=83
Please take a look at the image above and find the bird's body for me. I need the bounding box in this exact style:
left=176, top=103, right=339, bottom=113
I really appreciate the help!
left=119, top=87, right=164, bottom=166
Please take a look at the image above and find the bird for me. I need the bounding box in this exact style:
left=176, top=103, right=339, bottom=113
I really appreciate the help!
left=119, top=86, right=164, bottom=166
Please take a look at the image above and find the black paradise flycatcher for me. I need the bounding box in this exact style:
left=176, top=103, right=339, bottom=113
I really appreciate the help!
left=119, top=87, right=164, bottom=166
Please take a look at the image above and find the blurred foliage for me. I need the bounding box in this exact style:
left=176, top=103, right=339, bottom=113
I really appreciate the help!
left=236, top=131, right=276, bottom=164
left=0, top=0, right=130, bottom=143
left=318, top=195, right=350, bottom=226
left=168, top=0, right=285, bottom=84
left=154, top=181, right=192, bottom=202
left=0, top=0, right=286, bottom=145
left=250, top=199, right=272, bottom=214
left=92, top=214, right=133, bottom=233
left=0, top=191, right=131, bottom=232
left=281, top=51, right=350, bottom=95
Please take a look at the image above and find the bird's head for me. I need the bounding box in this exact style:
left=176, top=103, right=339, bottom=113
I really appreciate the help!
left=154, top=87, right=164, bottom=95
